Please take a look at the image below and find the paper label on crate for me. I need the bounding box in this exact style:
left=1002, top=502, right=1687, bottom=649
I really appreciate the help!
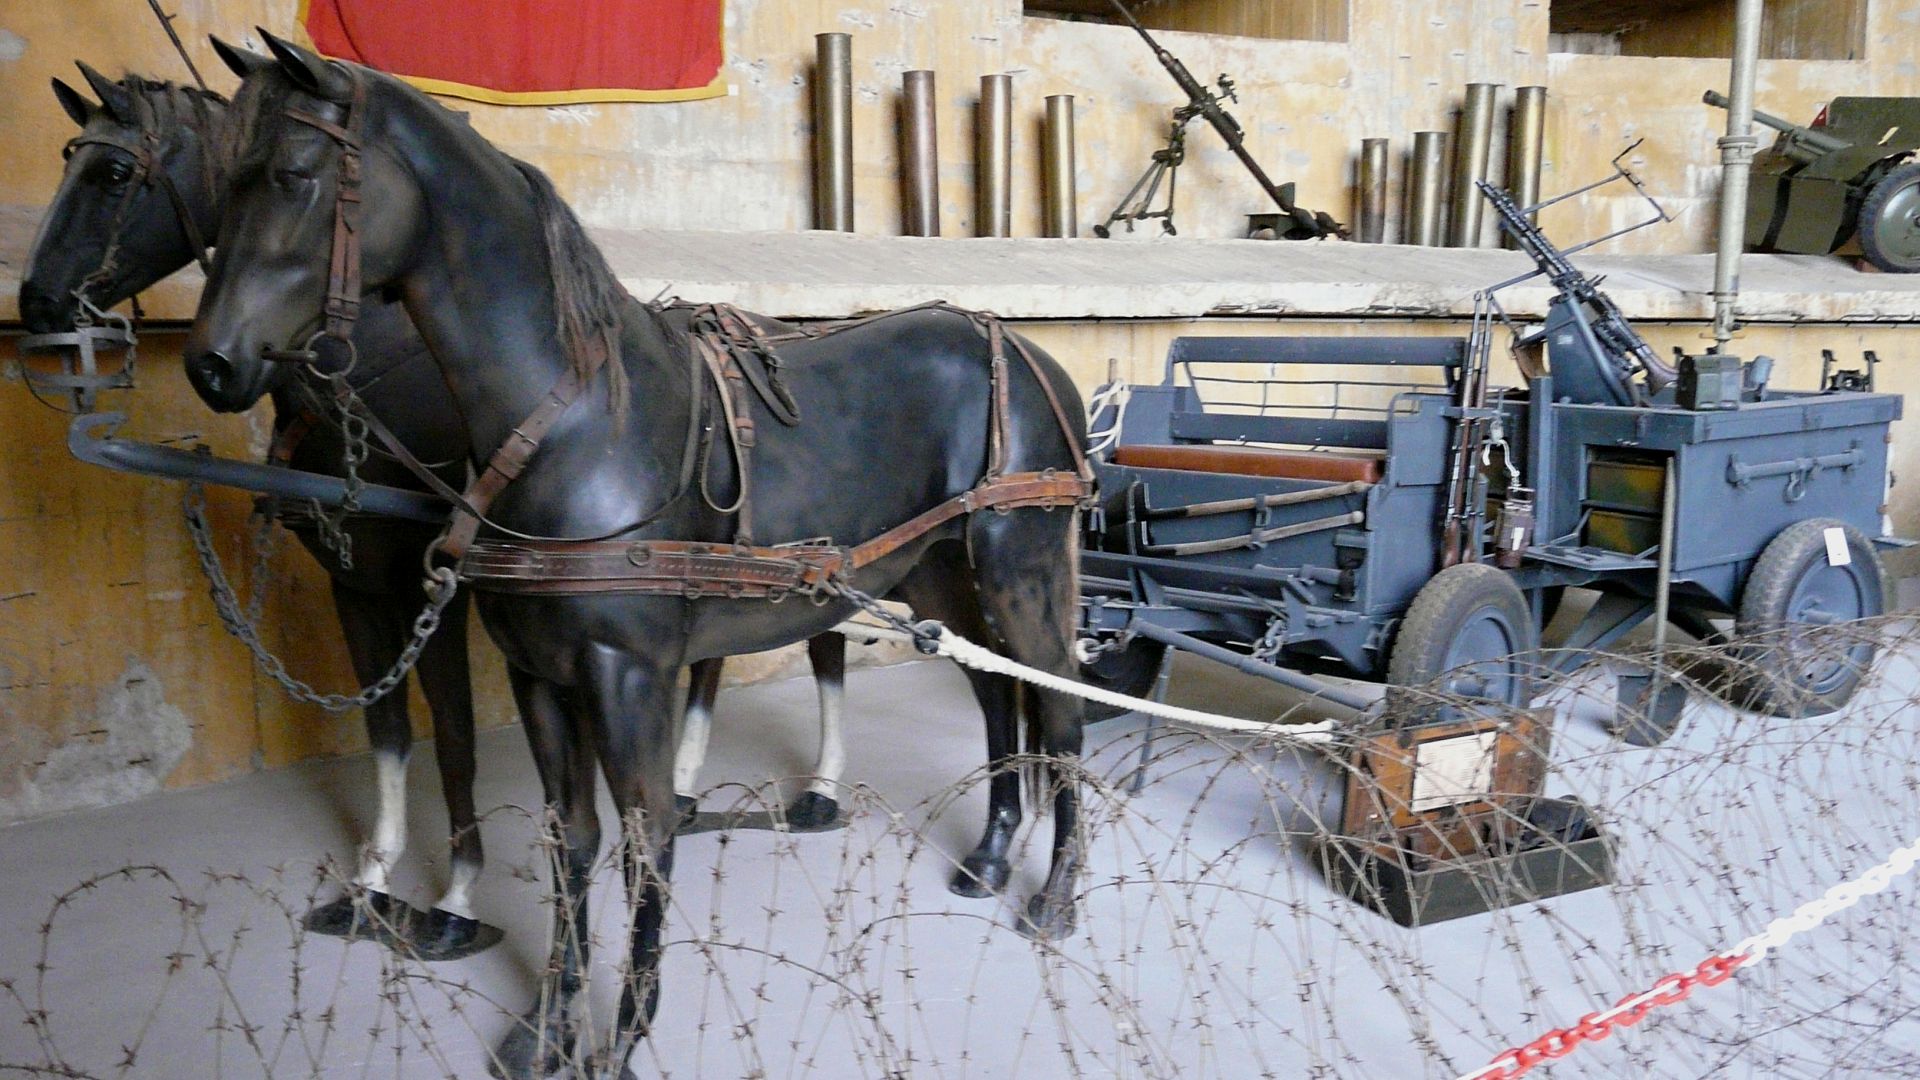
left=1410, top=730, right=1500, bottom=813
left=1824, top=526, right=1852, bottom=567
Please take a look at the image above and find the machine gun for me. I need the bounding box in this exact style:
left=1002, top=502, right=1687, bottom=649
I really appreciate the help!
left=1475, top=156, right=1678, bottom=407
left=1096, top=0, right=1342, bottom=240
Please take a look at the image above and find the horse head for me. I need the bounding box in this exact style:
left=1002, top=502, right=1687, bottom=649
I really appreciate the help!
left=20, top=61, right=232, bottom=334
left=185, top=31, right=424, bottom=412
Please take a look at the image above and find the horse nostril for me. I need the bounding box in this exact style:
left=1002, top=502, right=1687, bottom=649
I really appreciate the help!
left=192, top=350, right=236, bottom=393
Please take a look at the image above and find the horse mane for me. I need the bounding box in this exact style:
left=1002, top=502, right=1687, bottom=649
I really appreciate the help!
left=508, top=157, right=631, bottom=421
left=222, top=65, right=631, bottom=419
left=121, top=76, right=228, bottom=191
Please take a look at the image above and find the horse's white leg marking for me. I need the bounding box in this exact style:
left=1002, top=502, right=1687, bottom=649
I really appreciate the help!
left=675, top=694, right=713, bottom=798
left=435, top=857, right=480, bottom=918
left=808, top=672, right=845, bottom=798
left=353, top=750, right=408, bottom=894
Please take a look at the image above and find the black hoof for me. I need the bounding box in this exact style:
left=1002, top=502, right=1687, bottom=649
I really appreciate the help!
left=1017, top=892, right=1079, bottom=941
left=488, top=1010, right=574, bottom=1080
left=403, top=907, right=506, bottom=962
left=300, top=889, right=412, bottom=947
left=783, top=790, right=844, bottom=832
left=948, top=854, right=1011, bottom=899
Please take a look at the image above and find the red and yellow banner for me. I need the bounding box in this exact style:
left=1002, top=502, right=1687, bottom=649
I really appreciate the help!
left=300, top=0, right=726, bottom=105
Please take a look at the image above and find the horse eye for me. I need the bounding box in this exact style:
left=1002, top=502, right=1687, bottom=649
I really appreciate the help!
left=272, top=167, right=313, bottom=188
left=102, top=160, right=134, bottom=185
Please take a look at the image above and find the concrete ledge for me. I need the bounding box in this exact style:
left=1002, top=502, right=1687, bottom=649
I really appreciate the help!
left=9, top=202, right=1920, bottom=325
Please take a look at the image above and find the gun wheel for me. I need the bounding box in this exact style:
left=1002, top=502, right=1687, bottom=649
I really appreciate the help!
left=1386, top=563, right=1538, bottom=722
left=1857, top=163, right=1920, bottom=273
left=1729, top=519, right=1888, bottom=717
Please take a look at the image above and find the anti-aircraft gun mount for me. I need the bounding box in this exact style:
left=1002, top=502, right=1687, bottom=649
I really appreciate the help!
left=1704, top=89, right=1920, bottom=272
left=1092, top=0, right=1343, bottom=241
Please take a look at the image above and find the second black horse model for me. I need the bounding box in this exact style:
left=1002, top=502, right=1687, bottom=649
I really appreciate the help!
left=184, top=33, right=1091, bottom=1078
left=21, top=54, right=855, bottom=964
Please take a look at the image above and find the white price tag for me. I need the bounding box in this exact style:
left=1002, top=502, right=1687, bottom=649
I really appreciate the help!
left=1824, top=526, right=1851, bottom=567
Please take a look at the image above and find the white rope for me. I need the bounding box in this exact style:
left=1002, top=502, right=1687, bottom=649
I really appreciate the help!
left=1084, top=381, right=1129, bottom=458
left=836, top=618, right=1340, bottom=743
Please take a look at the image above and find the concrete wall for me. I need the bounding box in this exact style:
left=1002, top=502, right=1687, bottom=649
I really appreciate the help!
left=4, top=0, right=1920, bottom=818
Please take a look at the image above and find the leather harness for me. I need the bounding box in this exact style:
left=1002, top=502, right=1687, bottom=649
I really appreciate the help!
left=280, top=67, right=1091, bottom=600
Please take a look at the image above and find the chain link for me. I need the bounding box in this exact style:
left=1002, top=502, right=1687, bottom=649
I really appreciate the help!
left=184, top=482, right=458, bottom=713
left=311, top=390, right=371, bottom=571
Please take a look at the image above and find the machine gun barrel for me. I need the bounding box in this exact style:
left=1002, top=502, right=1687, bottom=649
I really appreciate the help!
left=1480, top=179, right=1676, bottom=396
left=1702, top=90, right=1849, bottom=162
left=1108, top=0, right=1330, bottom=237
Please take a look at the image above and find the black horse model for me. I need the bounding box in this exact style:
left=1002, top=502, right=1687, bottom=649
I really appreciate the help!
left=185, top=32, right=1090, bottom=1076
left=20, top=54, right=849, bottom=963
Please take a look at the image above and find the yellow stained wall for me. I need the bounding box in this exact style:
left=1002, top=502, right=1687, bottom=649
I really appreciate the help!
left=4, top=1, right=1920, bottom=817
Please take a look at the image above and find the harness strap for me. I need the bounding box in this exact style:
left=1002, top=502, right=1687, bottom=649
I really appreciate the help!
left=460, top=470, right=1091, bottom=596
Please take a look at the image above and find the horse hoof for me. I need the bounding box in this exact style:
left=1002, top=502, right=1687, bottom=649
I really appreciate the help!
left=1017, top=892, right=1078, bottom=941
left=487, top=1010, right=573, bottom=1080
left=948, top=854, right=1011, bottom=899
left=404, top=907, right=506, bottom=962
left=301, top=889, right=410, bottom=946
left=783, top=791, right=843, bottom=832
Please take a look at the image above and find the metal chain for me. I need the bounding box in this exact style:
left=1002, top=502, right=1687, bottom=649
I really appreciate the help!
left=315, top=393, right=371, bottom=571
left=243, top=500, right=281, bottom=628
left=184, top=482, right=458, bottom=713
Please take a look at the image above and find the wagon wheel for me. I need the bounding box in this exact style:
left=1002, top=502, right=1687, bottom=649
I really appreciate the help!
left=1857, top=163, right=1920, bottom=273
left=1729, top=519, right=1888, bottom=717
left=1079, top=637, right=1170, bottom=723
left=1386, top=563, right=1538, bottom=722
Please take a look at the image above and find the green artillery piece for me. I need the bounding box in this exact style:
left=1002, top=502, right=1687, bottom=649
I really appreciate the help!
left=1705, top=89, right=1920, bottom=272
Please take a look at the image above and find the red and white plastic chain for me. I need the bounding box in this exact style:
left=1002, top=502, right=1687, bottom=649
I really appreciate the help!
left=1455, top=834, right=1920, bottom=1080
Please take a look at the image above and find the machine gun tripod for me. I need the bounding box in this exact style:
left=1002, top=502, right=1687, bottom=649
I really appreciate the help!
left=1093, top=103, right=1205, bottom=237
left=1095, top=0, right=1342, bottom=240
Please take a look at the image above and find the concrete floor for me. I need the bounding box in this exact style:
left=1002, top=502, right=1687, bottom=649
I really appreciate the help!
left=3, top=633, right=1918, bottom=1079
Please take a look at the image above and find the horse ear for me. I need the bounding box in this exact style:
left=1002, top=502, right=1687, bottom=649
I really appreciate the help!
left=74, top=61, right=135, bottom=124
left=257, top=28, right=353, bottom=101
left=50, top=77, right=97, bottom=128
left=210, top=35, right=273, bottom=79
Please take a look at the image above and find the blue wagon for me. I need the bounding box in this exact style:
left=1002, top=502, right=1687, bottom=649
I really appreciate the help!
left=1079, top=173, right=1906, bottom=739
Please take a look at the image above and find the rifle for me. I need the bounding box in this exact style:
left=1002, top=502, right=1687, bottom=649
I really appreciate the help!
left=1106, top=0, right=1342, bottom=239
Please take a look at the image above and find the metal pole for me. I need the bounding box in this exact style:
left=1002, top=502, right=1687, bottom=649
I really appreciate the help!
left=1357, top=137, right=1388, bottom=244
left=1407, top=131, right=1451, bottom=246
left=1506, top=86, right=1546, bottom=249
left=813, top=33, right=854, bottom=232
left=1043, top=94, right=1077, bottom=238
left=1712, top=0, right=1765, bottom=350
left=902, top=70, right=940, bottom=237
left=977, top=74, right=1013, bottom=237
left=1449, top=82, right=1499, bottom=247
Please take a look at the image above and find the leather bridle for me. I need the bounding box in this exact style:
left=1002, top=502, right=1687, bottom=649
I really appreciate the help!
left=273, top=70, right=368, bottom=376
left=63, top=95, right=216, bottom=298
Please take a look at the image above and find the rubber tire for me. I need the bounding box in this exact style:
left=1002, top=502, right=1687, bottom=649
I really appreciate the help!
left=1387, top=563, right=1539, bottom=720
left=1731, top=519, right=1888, bottom=717
left=1079, top=638, right=1169, bottom=724
left=1858, top=163, right=1920, bottom=273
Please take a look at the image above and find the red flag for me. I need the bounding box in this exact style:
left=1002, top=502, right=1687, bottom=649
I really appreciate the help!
left=301, top=0, right=725, bottom=105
